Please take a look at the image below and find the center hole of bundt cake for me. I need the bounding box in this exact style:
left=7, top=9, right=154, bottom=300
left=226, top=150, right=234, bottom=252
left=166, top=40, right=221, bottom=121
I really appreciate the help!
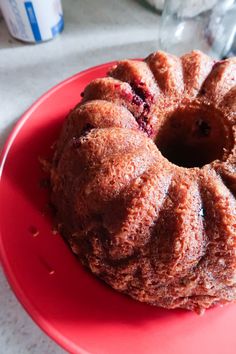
left=155, top=104, right=231, bottom=168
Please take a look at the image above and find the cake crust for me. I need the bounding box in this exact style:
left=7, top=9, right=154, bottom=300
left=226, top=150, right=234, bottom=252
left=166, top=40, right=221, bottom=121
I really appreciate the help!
left=51, top=51, right=236, bottom=313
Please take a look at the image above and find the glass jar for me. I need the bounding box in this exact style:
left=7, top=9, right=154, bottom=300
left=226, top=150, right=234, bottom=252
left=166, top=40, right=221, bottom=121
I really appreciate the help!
left=159, top=0, right=236, bottom=58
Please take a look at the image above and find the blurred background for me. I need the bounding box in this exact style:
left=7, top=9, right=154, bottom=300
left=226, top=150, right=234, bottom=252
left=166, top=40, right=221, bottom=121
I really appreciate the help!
left=0, top=0, right=235, bottom=353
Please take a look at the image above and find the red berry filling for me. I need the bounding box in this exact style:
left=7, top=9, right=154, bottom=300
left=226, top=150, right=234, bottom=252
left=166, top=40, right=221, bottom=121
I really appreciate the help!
left=130, top=82, right=153, bottom=136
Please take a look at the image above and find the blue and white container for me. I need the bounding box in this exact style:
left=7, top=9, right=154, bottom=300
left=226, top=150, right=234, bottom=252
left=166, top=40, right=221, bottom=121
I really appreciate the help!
left=0, top=0, right=64, bottom=43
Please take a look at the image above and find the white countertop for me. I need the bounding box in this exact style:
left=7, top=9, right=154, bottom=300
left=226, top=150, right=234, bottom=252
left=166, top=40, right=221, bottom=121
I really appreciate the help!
left=0, top=1, right=161, bottom=353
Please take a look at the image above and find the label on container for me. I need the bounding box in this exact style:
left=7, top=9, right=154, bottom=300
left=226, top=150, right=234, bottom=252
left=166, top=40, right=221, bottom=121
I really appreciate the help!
left=0, top=0, right=64, bottom=42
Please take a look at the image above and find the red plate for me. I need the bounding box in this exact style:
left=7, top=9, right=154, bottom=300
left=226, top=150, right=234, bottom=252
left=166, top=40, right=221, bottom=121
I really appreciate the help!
left=1, top=62, right=236, bottom=354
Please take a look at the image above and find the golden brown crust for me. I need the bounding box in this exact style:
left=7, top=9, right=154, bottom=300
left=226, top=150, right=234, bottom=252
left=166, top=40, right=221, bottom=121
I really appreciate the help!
left=51, top=50, right=236, bottom=313
left=200, top=57, right=236, bottom=103
left=181, top=50, right=215, bottom=97
left=146, top=51, right=184, bottom=97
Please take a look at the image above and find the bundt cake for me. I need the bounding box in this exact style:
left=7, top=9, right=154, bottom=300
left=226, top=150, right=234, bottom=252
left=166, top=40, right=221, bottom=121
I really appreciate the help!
left=51, top=50, right=236, bottom=313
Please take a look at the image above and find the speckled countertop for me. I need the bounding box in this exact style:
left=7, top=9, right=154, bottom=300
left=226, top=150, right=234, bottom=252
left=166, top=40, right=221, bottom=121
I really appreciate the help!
left=0, top=1, right=160, bottom=352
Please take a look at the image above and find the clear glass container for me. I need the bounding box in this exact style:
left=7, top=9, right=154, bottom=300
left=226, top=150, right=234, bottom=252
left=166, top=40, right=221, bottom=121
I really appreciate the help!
left=159, top=0, right=236, bottom=58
